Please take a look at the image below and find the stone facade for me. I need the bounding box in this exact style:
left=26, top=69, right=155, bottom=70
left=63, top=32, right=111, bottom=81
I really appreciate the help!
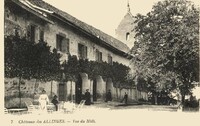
left=4, top=0, right=148, bottom=104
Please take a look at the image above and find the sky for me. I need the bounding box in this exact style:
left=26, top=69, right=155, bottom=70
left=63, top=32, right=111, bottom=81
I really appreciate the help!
left=41, top=0, right=199, bottom=37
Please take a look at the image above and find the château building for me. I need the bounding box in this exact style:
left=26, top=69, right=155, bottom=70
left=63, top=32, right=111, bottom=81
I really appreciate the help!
left=4, top=0, right=148, bottom=104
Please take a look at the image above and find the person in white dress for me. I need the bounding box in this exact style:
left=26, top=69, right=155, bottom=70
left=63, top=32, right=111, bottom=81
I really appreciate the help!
left=38, top=89, right=49, bottom=113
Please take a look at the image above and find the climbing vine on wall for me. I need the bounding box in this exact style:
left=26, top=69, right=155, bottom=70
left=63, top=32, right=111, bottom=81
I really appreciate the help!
left=5, top=34, right=135, bottom=90
left=63, top=55, right=135, bottom=88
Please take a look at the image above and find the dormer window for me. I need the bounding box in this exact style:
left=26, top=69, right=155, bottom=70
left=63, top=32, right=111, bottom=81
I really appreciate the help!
left=126, top=32, right=130, bottom=41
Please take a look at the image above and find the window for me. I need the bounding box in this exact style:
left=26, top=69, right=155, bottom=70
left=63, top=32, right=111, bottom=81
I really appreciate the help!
left=95, top=49, right=102, bottom=62
left=27, top=25, right=36, bottom=42
left=108, top=54, right=113, bottom=64
left=56, top=34, right=69, bottom=53
left=126, top=32, right=130, bottom=41
left=39, top=30, right=44, bottom=42
left=78, top=43, right=87, bottom=59
left=30, top=25, right=35, bottom=42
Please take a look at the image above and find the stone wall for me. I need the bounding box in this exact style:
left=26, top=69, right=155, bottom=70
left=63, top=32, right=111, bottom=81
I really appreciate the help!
left=5, top=78, right=58, bottom=100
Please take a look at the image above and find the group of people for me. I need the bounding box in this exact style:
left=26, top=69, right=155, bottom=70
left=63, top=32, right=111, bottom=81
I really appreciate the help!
left=38, top=88, right=129, bottom=113
left=37, top=89, right=93, bottom=112
left=84, top=89, right=128, bottom=105
left=38, top=89, right=59, bottom=112
left=105, top=90, right=128, bottom=105
left=84, top=89, right=113, bottom=105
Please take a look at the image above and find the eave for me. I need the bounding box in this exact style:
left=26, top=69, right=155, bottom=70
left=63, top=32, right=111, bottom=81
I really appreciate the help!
left=10, top=0, right=54, bottom=24
left=51, top=13, right=132, bottom=59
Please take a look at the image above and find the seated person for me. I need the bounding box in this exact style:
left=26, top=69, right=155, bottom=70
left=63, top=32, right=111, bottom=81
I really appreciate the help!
left=51, top=95, right=58, bottom=111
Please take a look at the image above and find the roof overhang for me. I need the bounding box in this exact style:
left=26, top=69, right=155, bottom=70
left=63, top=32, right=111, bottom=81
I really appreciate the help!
left=10, top=0, right=133, bottom=59
left=10, top=0, right=54, bottom=24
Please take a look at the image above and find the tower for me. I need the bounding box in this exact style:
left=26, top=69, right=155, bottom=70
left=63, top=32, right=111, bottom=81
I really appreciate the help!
left=115, top=0, right=136, bottom=49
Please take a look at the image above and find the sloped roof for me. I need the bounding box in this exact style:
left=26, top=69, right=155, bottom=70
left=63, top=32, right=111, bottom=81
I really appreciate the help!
left=17, top=0, right=130, bottom=54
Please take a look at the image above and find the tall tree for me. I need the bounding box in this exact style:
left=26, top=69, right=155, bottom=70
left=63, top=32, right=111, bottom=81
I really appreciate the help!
left=5, top=35, right=61, bottom=107
left=5, top=34, right=34, bottom=107
left=132, top=0, right=199, bottom=102
left=31, top=41, right=61, bottom=99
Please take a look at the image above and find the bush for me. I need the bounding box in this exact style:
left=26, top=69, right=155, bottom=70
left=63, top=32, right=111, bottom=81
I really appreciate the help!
left=184, top=99, right=199, bottom=108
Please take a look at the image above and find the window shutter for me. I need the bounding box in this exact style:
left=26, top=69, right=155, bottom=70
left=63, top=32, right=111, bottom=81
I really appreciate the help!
left=27, top=25, right=31, bottom=40
left=39, top=30, right=44, bottom=41
left=108, top=55, right=112, bottom=64
left=30, top=25, right=35, bottom=42
left=78, top=44, right=81, bottom=58
left=66, top=39, right=69, bottom=53
left=56, top=35, right=60, bottom=51
left=96, top=49, right=99, bottom=61
left=84, top=46, right=87, bottom=59
left=99, top=52, right=102, bottom=62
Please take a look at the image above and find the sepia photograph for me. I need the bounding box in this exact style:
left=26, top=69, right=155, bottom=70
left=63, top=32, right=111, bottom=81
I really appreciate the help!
left=1, top=0, right=200, bottom=126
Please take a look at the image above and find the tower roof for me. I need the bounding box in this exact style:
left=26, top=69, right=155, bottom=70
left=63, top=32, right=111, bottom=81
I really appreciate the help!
left=127, top=0, right=130, bottom=13
left=126, top=0, right=134, bottom=18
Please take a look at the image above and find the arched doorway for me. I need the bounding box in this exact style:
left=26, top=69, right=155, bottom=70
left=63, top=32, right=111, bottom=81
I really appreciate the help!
left=75, top=75, right=82, bottom=103
left=93, top=79, right=97, bottom=101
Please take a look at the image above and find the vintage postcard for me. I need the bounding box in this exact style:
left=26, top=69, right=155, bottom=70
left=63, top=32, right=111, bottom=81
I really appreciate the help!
left=1, top=0, right=200, bottom=126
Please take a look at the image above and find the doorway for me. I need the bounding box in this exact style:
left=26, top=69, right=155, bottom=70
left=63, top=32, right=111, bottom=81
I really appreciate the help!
left=58, top=83, right=66, bottom=101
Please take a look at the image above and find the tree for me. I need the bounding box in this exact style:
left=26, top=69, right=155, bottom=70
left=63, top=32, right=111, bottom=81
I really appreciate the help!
left=62, top=55, right=80, bottom=101
left=132, top=0, right=199, bottom=103
left=5, top=34, right=61, bottom=107
left=28, top=41, right=61, bottom=95
left=5, top=34, right=35, bottom=107
left=30, top=41, right=61, bottom=99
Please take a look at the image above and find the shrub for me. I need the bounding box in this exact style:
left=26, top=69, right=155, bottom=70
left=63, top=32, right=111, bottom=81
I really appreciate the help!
left=184, top=99, right=199, bottom=108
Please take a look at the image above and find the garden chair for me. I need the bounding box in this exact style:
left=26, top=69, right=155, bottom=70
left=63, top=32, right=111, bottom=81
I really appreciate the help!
left=24, top=101, right=39, bottom=114
left=47, top=103, right=55, bottom=113
left=4, top=108, right=8, bottom=114
left=76, top=100, right=86, bottom=110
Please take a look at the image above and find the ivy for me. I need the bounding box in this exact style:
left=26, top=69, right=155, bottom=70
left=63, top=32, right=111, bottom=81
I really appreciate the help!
left=5, top=34, right=61, bottom=107
left=63, top=55, right=134, bottom=88
left=5, top=34, right=135, bottom=91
